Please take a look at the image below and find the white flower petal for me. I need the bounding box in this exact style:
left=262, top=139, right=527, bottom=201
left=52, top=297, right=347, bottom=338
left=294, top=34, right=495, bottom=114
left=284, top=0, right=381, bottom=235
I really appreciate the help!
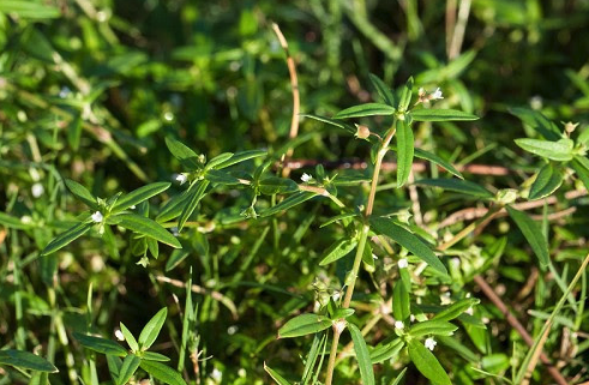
left=425, top=337, right=437, bottom=351
left=398, top=258, right=408, bottom=269
left=301, top=173, right=312, bottom=182
left=91, top=211, right=104, bottom=223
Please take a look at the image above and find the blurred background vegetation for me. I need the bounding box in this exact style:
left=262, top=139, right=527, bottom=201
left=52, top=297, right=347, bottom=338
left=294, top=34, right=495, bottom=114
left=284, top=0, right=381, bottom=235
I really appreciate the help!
left=1, top=0, right=589, bottom=384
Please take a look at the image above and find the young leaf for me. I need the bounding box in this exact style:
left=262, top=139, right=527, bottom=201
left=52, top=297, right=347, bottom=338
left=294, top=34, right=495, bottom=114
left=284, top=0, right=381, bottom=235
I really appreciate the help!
left=411, top=109, right=478, bottom=122
left=416, top=178, right=494, bottom=199
left=398, top=77, right=414, bottom=111
left=178, top=181, right=209, bottom=230
left=392, top=281, right=410, bottom=321
left=205, top=152, right=234, bottom=170
left=302, top=114, right=357, bottom=135
left=73, top=333, right=128, bottom=356
left=334, top=103, right=396, bottom=119
left=142, top=352, right=171, bottom=362
left=506, top=206, right=549, bottom=267
left=319, top=239, right=358, bottom=266
left=115, top=214, right=181, bottom=249
left=301, top=333, right=325, bottom=385
left=156, top=191, right=192, bottom=223
left=165, top=137, right=201, bottom=170
left=408, top=340, right=452, bottom=385
left=117, top=354, right=141, bottom=385
left=264, top=363, right=293, bottom=385
left=433, top=299, right=480, bottom=322
left=278, top=314, right=332, bottom=339
left=368, top=73, right=395, bottom=106
left=112, top=182, right=171, bottom=213
left=205, top=169, right=242, bottom=185
left=529, top=163, right=563, bottom=200
left=139, top=360, right=187, bottom=385
left=119, top=322, right=139, bottom=352
left=258, top=176, right=299, bottom=195
left=64, top=179, right=98, bottom=209
left=370, top=338, right=404, bottom=364
left=215, top=149, right=267, bottom=169
left=42, top=222, right=94, bottom=255
left=0, top=349, right=58, bottom=373
left=395, top=119, right=414, bottom=187
left=138, top=308, right=168, bottom=350
left=514, top=138, right=574, bottom=161
left=409, top=320, right=458, bottom=338
left=258, top=192, right=317, bottom=217
left=413, top=148, right=463, bottom=179
left=370, top=218, right=448, bottom=276
left=348, top=323, right=375, bottom=385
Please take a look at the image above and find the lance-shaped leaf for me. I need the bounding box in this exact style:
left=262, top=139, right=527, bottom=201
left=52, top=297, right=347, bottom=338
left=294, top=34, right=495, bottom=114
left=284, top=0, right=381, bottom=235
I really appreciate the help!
left=0, top=1, right=61, bottom=19
left=411, top=108, right=478, bottom=122
left=73, top=333, right=127, bottom=356
left=302, top=114, right=357, bottom=135
left=409, top=320, right=458, bottom=338
left=204, top=152, right=234, bottom=170
left=258, top=192, right=317, bottom=217
left=205, top=169, right=242, bottom=185
left=571, top=157, right=589, bottom=191
left=319, top=239, right=358, bottom=266
left=264, top=363, right=293, bottom=385
left=395, top=119, right=414, bottom=187
left=514, top=138, right=574, bottom=161
left=398, top=77, right=414, bottom=111
left=119, top=322, right=139, bottom=352
left=142, top=352, right=171, bottom=362
left=64, top=179, right=98, bottom=209
left=370, top=218, right=448, bottom=276
left=165, top=137, right=201, bottom=170
left=301, top=334, right=325, bottom=385
left=529, top=163, right=563, bottom=200
left=370, top=338, right=404, bottom=364
left=0, top=349, right=58, bottom=373
left=138, top=308, right=168, bottom=350
left=258, top=176, right=299, bottom=195
left=215, top=149, right=267, bottom=169
left=334, top=103, right=396, bottom=119
left=113, top=182, right=171, bottom=213
left=0, top=211, right=34, bottom=230
left=139, top=360, right=187, bottom=385
left=278, top=314, right=332, bottom=339
left=117, top=354, right=141, bottom=385
left=369, top=73, right=395, bottom=106
left=156, top=191, right=192, bottom=223
left=392, top=281, right=410, bottom=321
left=42, top=222, right=94, bottom=255
left=349, top=323, right=375, bottom=385
left=408, top=340, right=452, bottom=385
left=433, top=298, right=480, bottom=322
left=506, top=206, right=549, bottom=267
left=414, top=148, right=463, bottom=179
left=115, top=214, right=181, bottom=248
left=509, top=108, right=561, bottom=141
left=178, top=181, right=209, bottom=230
left=416, top=178, right=493, bottom=199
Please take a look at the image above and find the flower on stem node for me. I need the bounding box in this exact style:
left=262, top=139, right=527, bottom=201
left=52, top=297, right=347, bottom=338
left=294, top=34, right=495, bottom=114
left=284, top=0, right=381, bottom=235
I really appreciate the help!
left=301, top=173, right=313, bottom=183
left=425, top=337, right=437, bottom=351
left=91, top=211, right=104, bottom=223
left=175, top=173, right=188, bottom=185
left=398, top=258, right=409, bottom=269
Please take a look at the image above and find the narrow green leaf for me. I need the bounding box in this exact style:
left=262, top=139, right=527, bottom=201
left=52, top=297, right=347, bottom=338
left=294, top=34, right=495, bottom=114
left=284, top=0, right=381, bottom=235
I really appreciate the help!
left=411, top=108, right=479, bottom=122
left=278, top=314, right=332, bottom=339
left=165, top=137, right=201, bottom=170
left=515, top=138, right=574, bottom=161
left=392, top=281, right=410, bottom=321
left=205, top=169, right=242, bottom=185
left=165, top=250, right=190, bottom=272
left=301, top=334, right=325, bottom=385
left=414, top=148, right=463, bottom=179
left=368, top=73, right=395, bottom=106
left=529, top=163, right=563, bottom=200
left=205, top=152, right=234, bottom=170
left=258, top=192, right=317, bottom=217
left=0, top=212, right=33, bottom=230
left=0, top=1, right=61, bottom=19
left=139, top=360, right=187, bottom=385
left=138, top=308, right=168, bottom=350
left=370, top=218, right=448, bottom=276
left=156, top=191, right=192, bottom=223
left=395, top=119, right=414, bottom=187
left=348, top=323, right=375, bottom=385
left=215, top=149, right=267, bottom=169
left=416, top=178, right=494, bottom=199
left=506, top=206, right=549, bottom=267
left=142, top=352, right=171, bottom=362
left=433, top=299, right=480, bottom=322
left=319, top=239, right=358, bottom=266
left=302, top=114, right=357, bottom=135
left=398, top=77, right=414, bottom=111
left=117, top=354, right=141, bottom=385
left=107, top=355, right=123, bottom=382
left=391, top=368, right=408, bottom=385
left=334, top=103, right=396, bottom=119
left=64, top=179, right=98, bottom=209
left=115, top=214, right=181, bottom=248
left=73, top=333, right=127, bottom=357
left=578, top=129, right=589, bottom=146
left=178, top=181, right=209, bottom=230
left=67, top=115, right=82, bottom=151
left=0, top=349, right=58, bottom=373
left=409, top=320, right=458, bottom=338
left=119, top=322, right=139, bottom=352
left=264, top=363, right=293, bottom=385
left=258, top=176, right=299, bottom=195
left=407, top=340, right=452, bottom=385
left=42, top=222, right=94, bottom=255
left=113, top=182, right=171, bottom=213
left=571, top=157, right=589, bottom=191
left=509, top=108, right=561, bottom=141
left=370, top=338, right=404, bottom=364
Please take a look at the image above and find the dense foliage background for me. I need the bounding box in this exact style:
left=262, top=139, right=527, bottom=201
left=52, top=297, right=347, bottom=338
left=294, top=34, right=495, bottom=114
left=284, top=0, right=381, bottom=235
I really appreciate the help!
left=1, top=0, right=589, bottom=384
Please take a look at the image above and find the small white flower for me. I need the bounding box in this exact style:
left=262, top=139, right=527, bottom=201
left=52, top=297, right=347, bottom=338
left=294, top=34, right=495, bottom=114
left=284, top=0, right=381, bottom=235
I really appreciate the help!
left=170, top=227, right=180, bottom=237
left=430, top=87, right=443, bottom=100
left=211, top=368, right=222, bottom=382
left=227, top=325, right=238, bottom=335
left=31, top=183, right=44, bottom=198
left=410, top=314, right=416, bottom=323
left=91, top=211, right=104, bottom=223
left=398, top=258, right=408, bottom=269
left=425, top=337, right=437, bottom=351
left=130, top=205, right=136, bottom=210
left=59, top=86, right=71, bottom=98
left=238, top=368, right=246, bottom=377
left=331, top=291, right=341, bottom=302
left=372, top=254, right=378, bottom=260
left=465, top=307, right=474, bottom=315
left=175, top=173, right=188, bottom=185
left=394, top=321, right=404, bottom=330
left=301, top=173, right=313, bottom=183
left=20, top=216, right=32, bottom=224
left=440, top=292, right=452, bottom=305
left=114, top=329, right=124, bottom=341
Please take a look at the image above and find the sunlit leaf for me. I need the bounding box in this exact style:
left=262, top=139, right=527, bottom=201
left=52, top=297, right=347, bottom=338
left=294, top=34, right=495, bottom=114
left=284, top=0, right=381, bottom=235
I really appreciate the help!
left=278, top=314, right=332, bottom=339
left=0, top=349, right=58, bottom=373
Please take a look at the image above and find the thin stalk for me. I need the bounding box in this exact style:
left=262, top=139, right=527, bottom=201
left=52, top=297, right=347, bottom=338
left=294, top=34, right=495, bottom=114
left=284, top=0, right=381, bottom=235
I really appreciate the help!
left=324, top=122, right=397, bottom=385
